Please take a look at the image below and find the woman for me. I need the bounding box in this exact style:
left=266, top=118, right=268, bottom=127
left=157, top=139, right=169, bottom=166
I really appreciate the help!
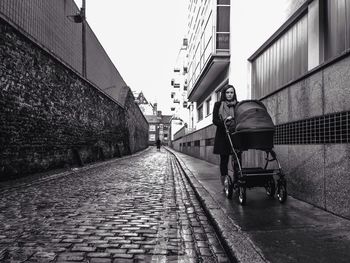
left=156, top=138, right=161, bottom=151
left=213, top=84, right=238, bottom=188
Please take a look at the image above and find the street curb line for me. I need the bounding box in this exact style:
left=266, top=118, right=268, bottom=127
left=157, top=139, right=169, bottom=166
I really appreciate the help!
left=166, top=147, right=269, bottom=263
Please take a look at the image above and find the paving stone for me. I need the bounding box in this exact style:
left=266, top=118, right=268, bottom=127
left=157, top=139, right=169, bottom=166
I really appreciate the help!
left=56, top=252, right=85, bottom=261
left=113, top=259, right=133, bottom=263
left=86, top=252, right=111, bottom=258
left=127, top=248, right=146, bottom=254
left=112, top=253, right=133, bottom=259
left=89, top=258, right=112, bottom=263
left=71, top=246, right=96, bottom=252
left=0, top=149, right=229, bottom=262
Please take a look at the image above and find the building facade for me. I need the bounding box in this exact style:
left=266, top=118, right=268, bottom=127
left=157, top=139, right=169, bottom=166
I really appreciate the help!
left=133, top=91, right=155, bottom=115
left=171, top=0, right=350, bottom=219
left=133, top=91, right=172, bottom=146
left=169, top=39, right=191, bottom=140
left=248, top=0, right=350, bottom=218
left=145, top=114, right=172, bottom=146
left=186, top=0, right=231, bottom=131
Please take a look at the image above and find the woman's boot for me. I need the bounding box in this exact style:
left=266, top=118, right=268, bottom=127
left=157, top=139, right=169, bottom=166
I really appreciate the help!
left=220, top=175, right=226, bottom=192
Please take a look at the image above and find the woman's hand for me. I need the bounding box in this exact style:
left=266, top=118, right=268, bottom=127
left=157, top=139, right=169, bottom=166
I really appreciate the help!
left=225, top=116, right=233, bottom=121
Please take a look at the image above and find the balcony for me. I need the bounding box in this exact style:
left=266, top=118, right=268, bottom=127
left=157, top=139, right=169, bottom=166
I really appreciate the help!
left=186, top=3, right=230, bottom=102
left=187, top=54, right=230, bottom=101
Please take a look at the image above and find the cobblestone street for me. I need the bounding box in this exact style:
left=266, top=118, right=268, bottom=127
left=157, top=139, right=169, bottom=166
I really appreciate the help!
left=0, top=148, right=229, bottom=263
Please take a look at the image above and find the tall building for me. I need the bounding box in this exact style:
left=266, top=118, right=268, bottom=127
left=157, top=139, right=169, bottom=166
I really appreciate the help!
left=186, top=0, right=231, bottom=131
left=169, top=39, right=190, bottom=140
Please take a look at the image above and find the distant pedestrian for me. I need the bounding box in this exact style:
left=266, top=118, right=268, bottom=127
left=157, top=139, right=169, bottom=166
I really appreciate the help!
left=212, top=84, right=239, bottom=190
left=156, top=139, right=161, bottom=151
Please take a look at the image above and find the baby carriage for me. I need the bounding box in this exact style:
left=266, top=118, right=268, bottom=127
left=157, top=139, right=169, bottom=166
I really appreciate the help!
left=223, top=100, right=287, bottom=205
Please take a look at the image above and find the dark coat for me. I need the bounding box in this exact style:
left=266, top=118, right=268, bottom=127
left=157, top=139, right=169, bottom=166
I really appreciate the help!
left=212, top=101, right=236, bottom=155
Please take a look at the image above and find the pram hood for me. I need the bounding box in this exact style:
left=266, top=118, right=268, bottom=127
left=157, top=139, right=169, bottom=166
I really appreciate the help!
left=234, top=100, right=275, bottom=132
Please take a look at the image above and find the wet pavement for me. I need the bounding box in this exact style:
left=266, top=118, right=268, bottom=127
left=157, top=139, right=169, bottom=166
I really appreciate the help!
left=168, top=148, right=350, bottom=263
left=0, top=148, right=230, bottom=263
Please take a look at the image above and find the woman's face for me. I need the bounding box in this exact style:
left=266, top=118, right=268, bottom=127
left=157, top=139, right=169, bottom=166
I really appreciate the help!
left=225, top=87, right=235, bottom=101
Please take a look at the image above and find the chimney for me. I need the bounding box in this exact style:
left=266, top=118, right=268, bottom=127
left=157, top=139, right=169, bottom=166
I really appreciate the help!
left=153, top=103, right=157, bottom=115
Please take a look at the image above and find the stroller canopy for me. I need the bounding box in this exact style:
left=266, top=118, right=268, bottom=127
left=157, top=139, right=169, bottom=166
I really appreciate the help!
left=234, top=100, right=275, bottom=132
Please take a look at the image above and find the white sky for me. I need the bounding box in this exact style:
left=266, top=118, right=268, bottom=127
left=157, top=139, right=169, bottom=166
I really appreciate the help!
left=74, top=0, right=187, bottom=115
left=74, top=0, right=288, bottom=114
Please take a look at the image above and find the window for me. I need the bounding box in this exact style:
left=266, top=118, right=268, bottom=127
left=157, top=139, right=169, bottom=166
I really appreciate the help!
left=149, top=125, right=156, bottom=132
left=325, top=0, right=350, bottom=60
left=206, top=97, right=211, bottom=116
left=216, top=5, right=230, bottom=50
left=149, top=134, right=156, bottom=141
left=216, top=91, right=221, bottom=101
left=197, top=105, right=203, bottom=121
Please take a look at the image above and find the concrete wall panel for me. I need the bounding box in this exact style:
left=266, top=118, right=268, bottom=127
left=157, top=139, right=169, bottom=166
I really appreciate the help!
left=288, top=72, right=323, bottom=122
left=325, top=144, right=350, bottom=218
left=276, top=87, right=289, bottom=124
left=287, top=145, right=325, bottom=208
left=264, top=96, right=277, bottom=124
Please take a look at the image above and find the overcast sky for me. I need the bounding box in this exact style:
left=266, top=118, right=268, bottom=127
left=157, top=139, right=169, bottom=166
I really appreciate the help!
left=73, top=0, right=288, bottom=115
left=74, top=0, right=187, bottom=115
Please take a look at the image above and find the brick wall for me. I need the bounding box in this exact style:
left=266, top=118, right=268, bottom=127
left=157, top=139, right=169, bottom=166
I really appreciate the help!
left=0, top=18, right=148, bottom=181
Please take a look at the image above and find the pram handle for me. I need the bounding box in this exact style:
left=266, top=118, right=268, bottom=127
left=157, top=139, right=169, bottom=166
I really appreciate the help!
left=223, top=117, right=243, bottom=174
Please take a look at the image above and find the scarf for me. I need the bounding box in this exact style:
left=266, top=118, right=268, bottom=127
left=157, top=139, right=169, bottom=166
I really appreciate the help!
left=219, top=100, right=236, bottom=121
left=219, top=100, right=237, bottom=131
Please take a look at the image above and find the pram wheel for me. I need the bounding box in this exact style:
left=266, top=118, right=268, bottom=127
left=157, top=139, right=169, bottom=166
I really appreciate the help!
left=238, top=185, right=246, bottom=205
left=224, top=175, right=233, bottom=199
left=265, top=177, right=275, bottom=198
left=277, top=179, right=287, bottom=203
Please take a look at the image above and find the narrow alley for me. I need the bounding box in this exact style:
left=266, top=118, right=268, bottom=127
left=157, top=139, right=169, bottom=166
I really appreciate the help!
left=0, top=148, right=230, bottom=263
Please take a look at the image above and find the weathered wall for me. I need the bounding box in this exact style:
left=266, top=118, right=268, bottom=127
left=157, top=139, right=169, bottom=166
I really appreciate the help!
left=0, top=0, right=127, bottom=104
left=0, top=18, right=147, bottom=181
left=122, top=87, right=149, bottom=153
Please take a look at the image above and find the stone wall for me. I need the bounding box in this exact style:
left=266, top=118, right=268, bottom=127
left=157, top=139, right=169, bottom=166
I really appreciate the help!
left=122, top=87, right=149, bottom=153
left=0, top=1, right=128, bottom=104
left=0, top=18, right=148, bottom=181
